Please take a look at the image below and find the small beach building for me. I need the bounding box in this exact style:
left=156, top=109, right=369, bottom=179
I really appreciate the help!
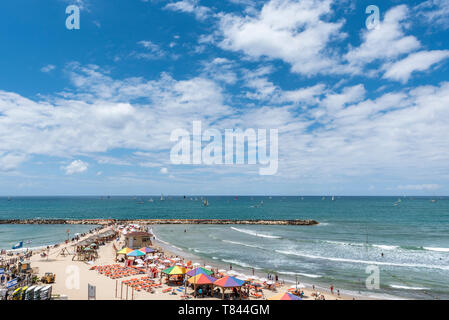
left=124, top=231, right=153, bottom=249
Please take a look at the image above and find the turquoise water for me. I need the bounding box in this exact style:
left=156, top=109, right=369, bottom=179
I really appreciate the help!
left=0, top=224, right=97, bottom=251
left=0, top=196, right=448, bottom=299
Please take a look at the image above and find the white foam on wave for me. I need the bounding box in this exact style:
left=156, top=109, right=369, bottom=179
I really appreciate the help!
left=389, top=284, right=430, bottom=291
left=230, top=227, right=281, bottom=239
left=325, top=240, right=398, bottom=250
left=276, top=250, right=449, bottom=271
left=221, top=258, right=262, bottom=270
left=373, top=244, right=399, bottom=250
left=278, top=271, right=322, bottom=278
left=222, top=239, right=264, bottom=249
left=423, top=247, right=449, bottom=252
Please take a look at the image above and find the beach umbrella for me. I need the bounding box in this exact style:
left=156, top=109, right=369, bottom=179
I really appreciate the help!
left=290, top=284, right=306, bottom=289
left=127, top=250, right=145, bottom=257
left=117, top=247, right=133, bottom=255
left=213, top=276, right=245, bottom=288
left=218, top=269, right=227, bottom=274
left=268, top=292, right=302, bottom=300
left=187, top=273, right=217, bottom=285
left=266, top=280, right=274, bottom=285
left=161, top=265, right=187, bottom=275
left=139, top=247, right=155, bottom=254
left=186, top=267, right=214, bottom=277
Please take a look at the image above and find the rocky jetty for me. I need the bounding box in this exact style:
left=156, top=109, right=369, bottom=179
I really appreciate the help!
left=0, top=218, right=319, bottom=226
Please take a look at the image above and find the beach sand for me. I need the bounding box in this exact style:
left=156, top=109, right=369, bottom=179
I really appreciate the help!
left=20, top=225, right=362, bottom=300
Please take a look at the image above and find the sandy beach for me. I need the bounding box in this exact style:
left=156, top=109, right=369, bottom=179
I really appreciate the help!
left=0, top=224, right=365, bottom=300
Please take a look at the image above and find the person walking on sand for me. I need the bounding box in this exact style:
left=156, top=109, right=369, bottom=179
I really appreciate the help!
left=330, top=285, right=334, bottom=294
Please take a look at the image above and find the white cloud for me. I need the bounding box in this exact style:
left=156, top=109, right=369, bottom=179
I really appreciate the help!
left=63, top=160, right=88, bottom=175
left=345, top=5, right=420, bottom=68
left=164, top=0, right=211, bottom=21
left=41, top=65, right=56, bottom=73
left=415, top=0, right=449, bottom=29
left=383, top=50, right=449, bottom=83
left=160, top=167, right=168, bottom=174
left=398, top=184, right=441, bottom=191
left=135, top=40, right=166, bottom=59
left=0, top=153, right=27, bottom=171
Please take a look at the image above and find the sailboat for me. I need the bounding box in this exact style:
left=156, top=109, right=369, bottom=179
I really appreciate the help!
left=331, top=196, right=335, bottom=201
left=148, top=198, right=154, bottom=203
left=160, top=194, right=165, bottom=201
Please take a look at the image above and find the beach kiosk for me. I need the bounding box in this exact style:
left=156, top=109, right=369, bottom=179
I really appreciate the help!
left=213, top=276, right=245, bottom=300
left=124, top=232, right=153, bottom=249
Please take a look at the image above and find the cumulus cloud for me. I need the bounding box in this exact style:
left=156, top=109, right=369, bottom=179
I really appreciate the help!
left=0, top=153, right=27, bottom=171
left=218, top=0, right=345, bottom=76
left=164, top=0, right=211, bottom=21
left=415, top=0, right=449, bottom=29
left=63, top=160, right=88, bottom=175
left=383, top=50, right=449, bottom=83
left=345, top=5, right=420, bottom=68
left=41, top=65, right=56, bottom=73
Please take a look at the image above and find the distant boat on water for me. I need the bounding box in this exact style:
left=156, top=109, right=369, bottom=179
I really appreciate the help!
left=160, top=194, right=165, bottom=201
left=203, top=198, right=209, bottom=207
left=332, top=196, right=335, bottom=201
left=430, top=199, right=437, bottom=203
left=148, top=198, right=154, bottom=202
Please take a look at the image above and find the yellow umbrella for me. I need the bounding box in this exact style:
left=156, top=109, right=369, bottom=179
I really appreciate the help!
left=117, top=247, right=133, bottom=255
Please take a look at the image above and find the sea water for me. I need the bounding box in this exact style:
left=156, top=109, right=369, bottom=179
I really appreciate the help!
left=0, top=196, right=448, bottom=299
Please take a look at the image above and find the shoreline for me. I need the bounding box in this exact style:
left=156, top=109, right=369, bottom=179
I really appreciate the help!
left=1, top=223, right=411, bottom=300
left=149, top=225, right=380, bottom=301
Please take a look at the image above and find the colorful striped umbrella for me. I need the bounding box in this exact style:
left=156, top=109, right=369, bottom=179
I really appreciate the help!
left=268, top=292, right=302, bottom=300
left=127, top=249, right=145, bottom=257
left=161, top=265, right=187, bottom=275
left=186, top=267, right=213, bottom=277
left=213, top=276, right=245, bottom=288
left=139, top=247, right=155, bottom=253
left=116, top=247, right=133, bottom=255
left=187, top=273, right=217, bottom=285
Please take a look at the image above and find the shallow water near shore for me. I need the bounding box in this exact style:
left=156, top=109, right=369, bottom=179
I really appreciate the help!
left=1, top=196, right=448, bottom=299
left=0, top=224, right=98, bottom=251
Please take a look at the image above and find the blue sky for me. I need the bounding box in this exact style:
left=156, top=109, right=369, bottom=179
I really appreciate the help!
left=1, top=0, right=449, bottom=196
